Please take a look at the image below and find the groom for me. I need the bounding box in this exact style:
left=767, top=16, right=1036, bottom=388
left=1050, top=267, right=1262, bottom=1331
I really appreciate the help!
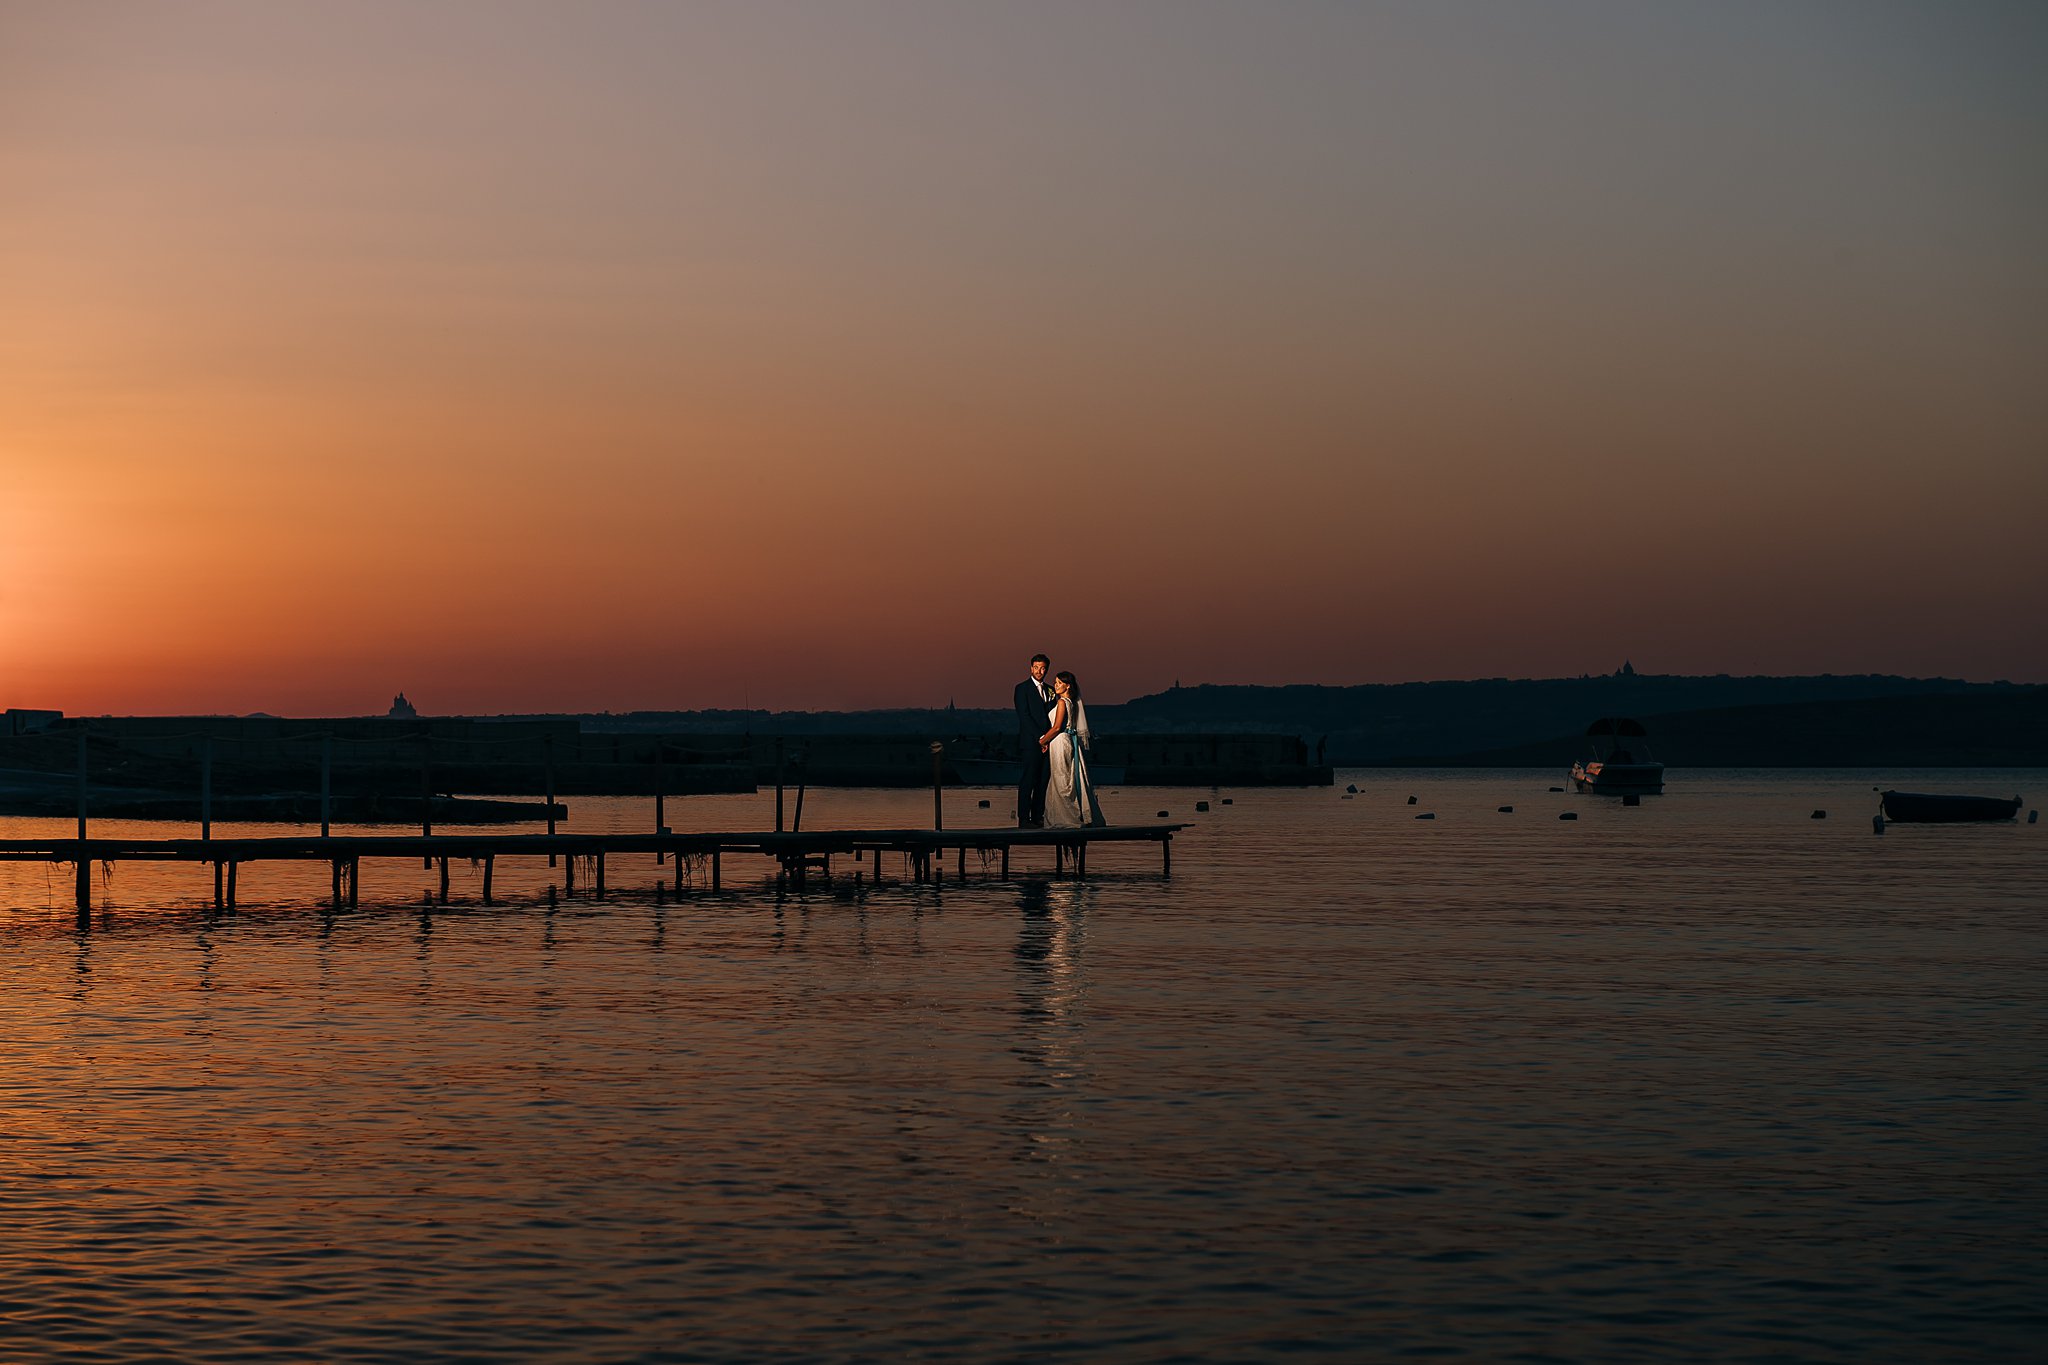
left=1014, top=652, right=1054, bottom=827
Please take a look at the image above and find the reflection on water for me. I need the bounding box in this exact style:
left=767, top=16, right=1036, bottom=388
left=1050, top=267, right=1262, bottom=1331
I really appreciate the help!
left=1010, top=880, right=1092, bottom=1212
left=1, top=772, right=2044, bottom=1361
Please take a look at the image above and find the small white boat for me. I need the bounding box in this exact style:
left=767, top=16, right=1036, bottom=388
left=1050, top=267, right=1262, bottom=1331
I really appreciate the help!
left=1570, top=717, right=1665, bottom=795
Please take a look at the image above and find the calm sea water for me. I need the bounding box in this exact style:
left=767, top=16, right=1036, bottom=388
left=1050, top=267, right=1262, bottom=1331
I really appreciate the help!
left=4, top=770, right=2043, bottom=1362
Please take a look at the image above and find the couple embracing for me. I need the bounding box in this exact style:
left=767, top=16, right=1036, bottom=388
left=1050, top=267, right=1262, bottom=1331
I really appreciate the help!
left=1014, top=653, right=1107, bottom=829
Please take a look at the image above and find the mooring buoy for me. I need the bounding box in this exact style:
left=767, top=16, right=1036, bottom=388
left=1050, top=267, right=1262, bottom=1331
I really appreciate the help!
left=1559, top=812, right=1578, bottom=821
left=1157, top=810, right=1169, bottom=818
left=1415, top=812, right=1435, bottom=820
left=1345, top=784, right=1358, bottom=794
left=1811, top=809, right=1827, bottom=819
left=1195, top=801, right=1210, bottom=812
left=1406, top=795, right=1417, bottom=805
left=978, top=799, right=990, bottom=808
left=1221, top=798, right=1233, bottom=805
left=1549, top=786, right=1565, bottom=793
left=1498, top=805, right=1514, bottom=814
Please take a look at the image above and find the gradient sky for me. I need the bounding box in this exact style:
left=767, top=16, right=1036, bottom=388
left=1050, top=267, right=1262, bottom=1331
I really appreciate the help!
left=4, top=1, right=2045, bottom=714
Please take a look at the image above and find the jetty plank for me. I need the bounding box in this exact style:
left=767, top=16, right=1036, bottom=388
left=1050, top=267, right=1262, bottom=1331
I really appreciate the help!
left=3, top=824, right=1187, bottom=913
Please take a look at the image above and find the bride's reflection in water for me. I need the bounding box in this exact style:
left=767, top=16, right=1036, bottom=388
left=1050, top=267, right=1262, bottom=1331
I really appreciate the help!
left=1010, top=877, right=1095, bottom=1209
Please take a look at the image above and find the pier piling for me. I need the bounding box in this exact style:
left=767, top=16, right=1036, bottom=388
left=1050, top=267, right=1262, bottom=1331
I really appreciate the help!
left=8, top=825, right=1184, bottom=919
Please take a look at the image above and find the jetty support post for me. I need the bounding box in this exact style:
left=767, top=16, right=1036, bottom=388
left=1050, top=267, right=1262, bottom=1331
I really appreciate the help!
left=1001, top=845, right=1009, bottom=879
left=793, top=753, right=806, bottom=834
left=226, top=861, right=238, bottom=909
left=332, top=859, right=343, bottom=907
left=546, top=735, right=557, bottom=866
left=1163, top=834, right=1171, bottom=878
left=712, top=849, right=721, bottom=891
left=419, top=734, right=433, bottom=868
left=75, top=722, right=88, bottom=843
left=482, top=855, right=494, bottom=904
left=595, top=851, right=605, bottom=899
left=321, top=734, right=332, bottom=838
left=348, top=858, right=359, bottom=909
left=73, top=724, right=90, bottom=920
left=201, top=738, right=212, bottom=842
left=655, top=740, right=666, bottom=864
left=438, top=856, right=450, bottom=905
left=930, top=742, right=944, bottom=829
left=775, top=738, right=786, bottom=832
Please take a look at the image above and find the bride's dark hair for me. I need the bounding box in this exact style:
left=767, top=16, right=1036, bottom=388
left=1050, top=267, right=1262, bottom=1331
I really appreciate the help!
left=1055, top=670, right=1079, bottom=699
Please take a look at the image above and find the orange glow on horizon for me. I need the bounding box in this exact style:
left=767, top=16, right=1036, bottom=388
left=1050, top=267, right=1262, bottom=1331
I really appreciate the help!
left=4, top=4, right=2044, bottom=713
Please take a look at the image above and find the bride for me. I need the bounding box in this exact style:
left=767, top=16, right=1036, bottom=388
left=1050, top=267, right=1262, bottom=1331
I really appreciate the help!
left=1038, top=671, right=1106, bottom=828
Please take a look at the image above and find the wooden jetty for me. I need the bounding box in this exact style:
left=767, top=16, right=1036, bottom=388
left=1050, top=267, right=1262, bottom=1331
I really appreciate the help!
left=1, top=824, right=1186, bottom=922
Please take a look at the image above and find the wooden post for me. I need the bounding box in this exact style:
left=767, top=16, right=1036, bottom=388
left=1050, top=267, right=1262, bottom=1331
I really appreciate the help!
left=655, top=739, right=667, bottom=865
left=226, top=861, right=238, bottom=909
left=775, top=738, right=785, bottom=832
left=674, top=848, right=684, bottom=893
left=712, top=849, right=721, bottom=891
left=595, top=851, right=605, bottom=899
left=545, top=734, right=557, bottom=866
left=438, top=856, right=450, bottom=905
left=565, top=851, right=576, bottom=895
left=793, top=763, right=806, bottom=834
left=348, top=858, right=359, bottom=908
left=1162, top=835, right=1171, bottom=878
left=1077, top=842, right=1086, bottom=878
left=1055, top=844, right=1064, bottom=875
left=321, top=734, right=332, bottom=838
left=483, top=855, right=495, bottom=904
left=75, top=854, right=90, bottom=915
left=958, top=845, right=966, bottom=879
left=213, top=861, right=224, bottom=909
left=75, top=723, right=88, bottom=843
left=420, top=735, right=433, bottom=868
left=201, top=738, right=213, bottom=842
left=1001, top=845, right=1009, bottom=879
left=332, top=859, right=343, bottom=907
left=930, top=741, right=944, bottom=829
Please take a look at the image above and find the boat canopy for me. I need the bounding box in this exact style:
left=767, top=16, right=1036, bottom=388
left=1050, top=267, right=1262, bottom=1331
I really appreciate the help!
left=1584, top=717, right=1648, bottom=738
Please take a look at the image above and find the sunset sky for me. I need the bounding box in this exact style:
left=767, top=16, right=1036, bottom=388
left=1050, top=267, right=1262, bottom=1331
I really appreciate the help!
left=4, top=1, right=2045, bottom=714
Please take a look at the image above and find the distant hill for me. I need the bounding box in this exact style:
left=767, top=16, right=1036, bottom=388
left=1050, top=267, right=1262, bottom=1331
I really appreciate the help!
left=563, top=673, right=2045, bottom=766
left=1107, top=673, right=2040, bottom=763
left=1409, top=690, right=2048, bottom=768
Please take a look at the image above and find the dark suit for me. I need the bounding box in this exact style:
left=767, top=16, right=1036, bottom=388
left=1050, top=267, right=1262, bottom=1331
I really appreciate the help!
left=1015, top=677, right=1053, bottom=825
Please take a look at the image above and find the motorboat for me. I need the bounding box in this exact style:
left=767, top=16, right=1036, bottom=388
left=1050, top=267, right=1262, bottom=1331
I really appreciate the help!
left=1878, top=790, right=2023, bottom=823
left=1570, top=717, right=1665, bottom=795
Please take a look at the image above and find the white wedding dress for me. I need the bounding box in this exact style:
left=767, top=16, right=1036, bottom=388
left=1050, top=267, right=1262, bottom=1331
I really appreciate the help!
left=1044, top=697, right=1106, bottom=828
